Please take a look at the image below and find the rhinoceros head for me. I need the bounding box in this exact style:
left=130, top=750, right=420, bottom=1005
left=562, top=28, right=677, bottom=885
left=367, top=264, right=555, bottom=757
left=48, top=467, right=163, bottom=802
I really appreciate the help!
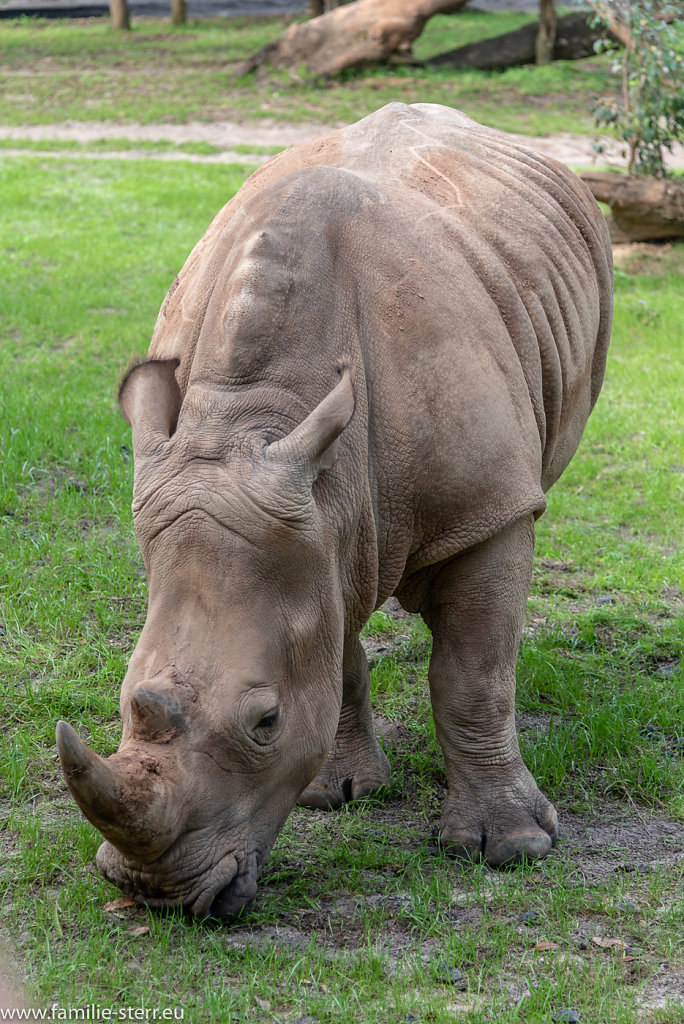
left=57, top=359, right=355, bottom=919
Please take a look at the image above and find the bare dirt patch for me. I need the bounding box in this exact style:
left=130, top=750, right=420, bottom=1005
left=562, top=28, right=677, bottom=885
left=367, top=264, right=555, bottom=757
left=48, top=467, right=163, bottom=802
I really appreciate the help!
left=2, top=120, right=684, bottom=170
left=0, top=118, right=331, bottom=150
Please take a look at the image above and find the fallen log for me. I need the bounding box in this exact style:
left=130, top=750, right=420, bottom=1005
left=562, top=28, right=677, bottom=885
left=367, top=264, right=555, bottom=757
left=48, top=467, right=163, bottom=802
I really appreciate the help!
left=240, top=0, right=470, bottom=77
left=580, top=171, right=684, bottom=242
left=428, top=12, right=619, bottom=71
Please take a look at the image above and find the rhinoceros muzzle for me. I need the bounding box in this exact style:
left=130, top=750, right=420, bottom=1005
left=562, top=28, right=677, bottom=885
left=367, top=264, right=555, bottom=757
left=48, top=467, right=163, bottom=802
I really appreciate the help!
left=206, top=868, right=259, bottom=921
left=96, top=838, right=260, bottom=921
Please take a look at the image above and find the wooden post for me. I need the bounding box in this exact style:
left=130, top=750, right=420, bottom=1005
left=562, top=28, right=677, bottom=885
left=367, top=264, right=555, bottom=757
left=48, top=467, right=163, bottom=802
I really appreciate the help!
left=171, top=0, right=186, bottom=24
left=109, top=0, right=130, bottom=30
left=536, top=0, right=556, bottom=64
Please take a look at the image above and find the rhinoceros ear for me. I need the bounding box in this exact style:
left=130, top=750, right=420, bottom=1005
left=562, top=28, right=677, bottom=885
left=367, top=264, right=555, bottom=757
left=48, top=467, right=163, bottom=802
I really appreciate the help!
left=267, top=366, right=355, bottom=483
left=119, top=359, right=181, bottom=450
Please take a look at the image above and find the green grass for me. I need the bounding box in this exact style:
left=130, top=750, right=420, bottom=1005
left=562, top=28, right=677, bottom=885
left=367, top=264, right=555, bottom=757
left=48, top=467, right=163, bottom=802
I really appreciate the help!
left=1, top=151, right=682, bottom=1023
left=0, top=12, right=618, bottom=134
left=0, top=136, right=230, bottom=155
left=0, top=137, right=285, bottom=161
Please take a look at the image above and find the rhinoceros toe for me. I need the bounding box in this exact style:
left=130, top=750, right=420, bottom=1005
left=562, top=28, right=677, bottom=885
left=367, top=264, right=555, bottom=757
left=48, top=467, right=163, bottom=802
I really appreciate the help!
left=439, top=774, right=559, bottom=867
left=298, top=735, right=390, bottom=811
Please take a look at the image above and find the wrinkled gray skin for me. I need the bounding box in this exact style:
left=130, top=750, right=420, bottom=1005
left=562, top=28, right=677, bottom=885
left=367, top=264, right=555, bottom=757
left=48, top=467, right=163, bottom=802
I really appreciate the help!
left=57, top=103, right=613, bottom=920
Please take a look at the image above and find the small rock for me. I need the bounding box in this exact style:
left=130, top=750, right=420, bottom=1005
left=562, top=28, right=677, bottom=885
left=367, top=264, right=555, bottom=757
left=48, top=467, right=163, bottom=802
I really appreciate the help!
left=65, top=479, right=89, bottom=495
left=618, top=862, right=650, bottom=876
left=517, top=910, right=539, bottom=924
left=655, top=661, right=679, bottom=679
left=435, top=963, right=466, bottom=989
left=594, top=595, right=615, bottom=606
left=450, top=891, right=470, bottom=906
left=552, top=1010, right=580, bottom=1023
left=640, top=724, right=665, bottom=741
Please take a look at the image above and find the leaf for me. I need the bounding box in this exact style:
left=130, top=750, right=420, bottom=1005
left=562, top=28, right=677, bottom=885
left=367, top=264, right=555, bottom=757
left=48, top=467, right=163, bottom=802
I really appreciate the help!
left=534, top=941, right=560, bottom=951
left=104, top=897, right=137, bottom=911
left=591, top=936, right=627, bottom=949
left=127, top=925, right=151, bottom=936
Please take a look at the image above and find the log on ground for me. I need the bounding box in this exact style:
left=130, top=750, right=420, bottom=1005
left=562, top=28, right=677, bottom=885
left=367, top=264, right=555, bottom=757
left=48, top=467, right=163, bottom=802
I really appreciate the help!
left=428, top=12, right=619, bottom=71
left=581, top=172, right=684, bottom=242
left=240, top=0, right=470, bottom=77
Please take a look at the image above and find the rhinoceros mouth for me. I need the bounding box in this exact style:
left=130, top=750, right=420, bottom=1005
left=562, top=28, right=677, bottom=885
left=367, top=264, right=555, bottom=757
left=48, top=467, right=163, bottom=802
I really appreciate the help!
left=206, top=870, right=259, bottom=921
left=96, top=838, right=257, bottom=920
left=191, top=849, right=261, bottom=920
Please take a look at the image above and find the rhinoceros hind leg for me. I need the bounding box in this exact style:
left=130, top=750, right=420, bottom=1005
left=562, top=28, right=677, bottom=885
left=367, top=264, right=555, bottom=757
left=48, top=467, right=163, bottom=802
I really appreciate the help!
left=298, top=635, right=390, bottom=811
left=422, top=515, right=558, bottom=866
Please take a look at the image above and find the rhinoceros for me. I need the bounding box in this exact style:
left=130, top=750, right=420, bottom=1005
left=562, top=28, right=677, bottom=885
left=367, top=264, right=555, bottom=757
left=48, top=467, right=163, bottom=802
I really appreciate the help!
left=57, top=103, right=612, bottom=919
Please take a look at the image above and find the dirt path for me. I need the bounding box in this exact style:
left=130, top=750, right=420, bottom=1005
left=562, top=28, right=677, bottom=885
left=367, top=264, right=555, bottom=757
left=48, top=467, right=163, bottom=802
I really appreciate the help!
left=2, top=119, right=684, bottom=169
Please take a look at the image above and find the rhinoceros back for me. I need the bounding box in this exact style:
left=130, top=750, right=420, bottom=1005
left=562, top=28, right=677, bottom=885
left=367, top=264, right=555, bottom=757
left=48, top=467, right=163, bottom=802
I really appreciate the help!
left=334, top=104, right=612, bottom=493
left=150, top=103, right=612, bottom=519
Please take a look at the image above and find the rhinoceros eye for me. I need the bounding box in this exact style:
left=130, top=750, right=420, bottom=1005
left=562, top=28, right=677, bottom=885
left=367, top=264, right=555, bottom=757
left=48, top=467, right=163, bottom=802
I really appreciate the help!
left=256, top=708, right=279, bottom=730
left=249, top=707, right=281, bottom=745
left=240, top=689, right=281, bottom=745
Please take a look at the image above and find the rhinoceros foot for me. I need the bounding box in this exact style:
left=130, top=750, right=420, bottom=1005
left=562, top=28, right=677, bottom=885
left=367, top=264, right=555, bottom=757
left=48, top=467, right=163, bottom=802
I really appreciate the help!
left=298, top=728, right=390, bottom=811
left=438, top=767, right=558, bottom=867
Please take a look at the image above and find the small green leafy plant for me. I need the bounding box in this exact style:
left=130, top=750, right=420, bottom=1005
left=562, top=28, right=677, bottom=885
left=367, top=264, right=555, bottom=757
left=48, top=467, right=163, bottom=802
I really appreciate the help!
left=591, top=0, right=684, bottom=177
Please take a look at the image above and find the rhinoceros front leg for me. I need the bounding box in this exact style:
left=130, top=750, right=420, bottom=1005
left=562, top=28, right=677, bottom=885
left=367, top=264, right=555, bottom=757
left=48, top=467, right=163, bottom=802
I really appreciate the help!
left=423, top=515, right=558, bottom=866
left=298, top=635, right=390, bottom=810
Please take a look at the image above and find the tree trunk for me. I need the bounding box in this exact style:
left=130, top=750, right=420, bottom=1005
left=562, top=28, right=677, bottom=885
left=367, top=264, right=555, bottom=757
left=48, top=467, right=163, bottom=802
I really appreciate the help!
left=241, top=0, right=471, bottom=77
left=583, top=0, right=631, bottom=48
left=170, top=0, right=186, bottom=24
left=109, top=0, right=130, bottom=29
left=429, top=13, right=619, bottom=71
left=580, top=171, right=684, bottom=242
left=536, top=0, right=556, bottom=64
left=309, top=0, right=324, bottom=13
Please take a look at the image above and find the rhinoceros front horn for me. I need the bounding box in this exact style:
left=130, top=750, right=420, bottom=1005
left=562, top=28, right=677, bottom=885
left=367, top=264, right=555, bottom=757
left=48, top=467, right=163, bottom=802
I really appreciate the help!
left=56, top=721, right=123, bottom=825
left=56, top=721, right=170, bottom=858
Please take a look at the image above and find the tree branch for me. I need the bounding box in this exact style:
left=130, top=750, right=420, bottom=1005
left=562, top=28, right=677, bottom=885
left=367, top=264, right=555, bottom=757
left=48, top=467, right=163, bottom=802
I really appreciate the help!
left=583, top=0, right=632, bottom=48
